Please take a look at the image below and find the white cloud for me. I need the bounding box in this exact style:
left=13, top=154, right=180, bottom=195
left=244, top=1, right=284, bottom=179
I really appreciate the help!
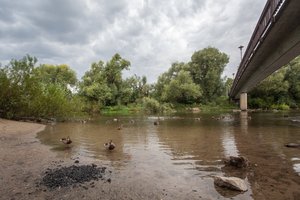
left=0, top=0, right=266, bottom=82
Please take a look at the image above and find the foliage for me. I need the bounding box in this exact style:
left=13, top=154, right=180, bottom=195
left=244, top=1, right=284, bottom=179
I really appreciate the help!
left=3, top=48, right=299, bottom=120
left=189, top=47, right=229, bottom=103
left=142, top=97, right=161, bottom=114
left=270, top=104, right=290, bottom=110
left=284, top=56, right=300, bottom=104
left=161, top=71, right=202, bottom=104
left=0, top=55, right=81, bottom=120
left=34, top=64, right=77, bottom=87
left=248, top=56, right=300, bottom=109
left=79, top=54, right=152, bottom=113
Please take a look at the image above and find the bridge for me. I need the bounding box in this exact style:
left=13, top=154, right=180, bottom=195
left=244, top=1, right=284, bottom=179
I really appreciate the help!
left=229, top=0, right=300, bottom=110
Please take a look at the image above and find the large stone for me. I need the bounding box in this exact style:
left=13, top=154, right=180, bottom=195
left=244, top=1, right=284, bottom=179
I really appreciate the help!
left=224, top=156, right=249, bottom=168
left=214, top=176, right=248, bottom=192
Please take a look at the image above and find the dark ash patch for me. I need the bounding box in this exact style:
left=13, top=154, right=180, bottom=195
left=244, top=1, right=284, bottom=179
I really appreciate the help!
left=41, top=164, right=109, bottom=189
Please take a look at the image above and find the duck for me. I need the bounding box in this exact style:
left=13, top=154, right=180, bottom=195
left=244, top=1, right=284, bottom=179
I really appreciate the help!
left=117, top=124, right=124, bottom=130
left=104, top=140, right=116, bottom=150
left=60, top=136, right=72, bottom=145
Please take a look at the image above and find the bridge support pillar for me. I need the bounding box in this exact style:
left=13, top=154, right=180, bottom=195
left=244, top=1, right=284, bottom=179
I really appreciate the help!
left=240, top=93, right=247, bottom=111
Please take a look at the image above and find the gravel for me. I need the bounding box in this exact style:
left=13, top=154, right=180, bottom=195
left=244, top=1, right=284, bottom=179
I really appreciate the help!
left=41, top=164, right=109, bottom=189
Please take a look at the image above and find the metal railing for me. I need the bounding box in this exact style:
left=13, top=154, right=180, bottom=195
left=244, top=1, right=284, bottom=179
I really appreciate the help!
left=230, top=0, right=288, bottom=97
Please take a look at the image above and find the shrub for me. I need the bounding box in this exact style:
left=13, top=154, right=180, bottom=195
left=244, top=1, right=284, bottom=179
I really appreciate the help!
left=143, top=97, right=160, bottom=114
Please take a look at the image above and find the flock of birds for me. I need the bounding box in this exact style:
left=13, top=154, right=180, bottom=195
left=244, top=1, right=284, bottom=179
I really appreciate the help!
left=60, top=136, right=116, bottom=151
left=59, top=115, right=242, bottom=151
left=59, top=118, right=159, bottom=151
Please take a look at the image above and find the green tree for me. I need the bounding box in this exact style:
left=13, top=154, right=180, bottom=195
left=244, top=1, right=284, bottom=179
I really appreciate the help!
left=285, top=56, right=300, bottom=104
left=0, top=55, right=40, bottom=118
left=79, top=60, right=111, bottom=112
left=154, top=62, right=190, bottom=101
left=162, top=71, right=202, bottom=104
left=189, top=47, right=229, bottom=103
left=0, top=55, right=81, bottom=119
left=34, top=64, right=77, bottom=87
left=79, top=54, right=131, bottom=112
left=249, top=69, right=289, bottom=109
left=104, top=53, right=130, bottom=105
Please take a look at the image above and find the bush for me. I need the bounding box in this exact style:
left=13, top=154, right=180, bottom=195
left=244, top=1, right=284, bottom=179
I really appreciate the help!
left=143, top=97, right=160, bottom=114
left=249, top=98, right=268, bottom=109
left=160, top=103, right=175, bottom=114
left=271, top=104, right=290, bottom=110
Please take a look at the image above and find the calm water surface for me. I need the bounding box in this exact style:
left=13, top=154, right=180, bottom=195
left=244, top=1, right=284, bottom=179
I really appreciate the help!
left=37, top=112, right=300, bottom=199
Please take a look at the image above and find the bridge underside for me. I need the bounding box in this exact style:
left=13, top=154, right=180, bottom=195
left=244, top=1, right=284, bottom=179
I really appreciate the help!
left=231, top=0, right=300, bottom=99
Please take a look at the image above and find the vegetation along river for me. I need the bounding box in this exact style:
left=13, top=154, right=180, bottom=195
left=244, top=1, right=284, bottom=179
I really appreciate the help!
left=37, top=111, right=300, bottom=199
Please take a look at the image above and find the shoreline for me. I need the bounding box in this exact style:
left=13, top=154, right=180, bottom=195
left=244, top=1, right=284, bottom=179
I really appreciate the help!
left=0, top=118, right=53, bottom=199
left=0, top=119, right=145, bottom=200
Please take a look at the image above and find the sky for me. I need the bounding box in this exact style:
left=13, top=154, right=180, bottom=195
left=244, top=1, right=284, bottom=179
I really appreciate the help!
left=0, top=0, right=266, bottom=83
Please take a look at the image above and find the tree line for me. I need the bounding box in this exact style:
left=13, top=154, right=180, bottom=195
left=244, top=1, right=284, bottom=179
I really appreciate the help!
left=248, top=56, right=300, bottom=110
left=0, top=47, right=299, bottom=120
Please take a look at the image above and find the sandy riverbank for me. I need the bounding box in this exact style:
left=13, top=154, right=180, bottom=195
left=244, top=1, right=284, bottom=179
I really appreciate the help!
left=0, top=119, right=165, bottom=200
left=0, top=119, right=114, bottom=200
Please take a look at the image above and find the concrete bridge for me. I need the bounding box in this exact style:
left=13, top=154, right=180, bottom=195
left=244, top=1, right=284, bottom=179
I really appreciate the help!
left=229, top=0, right=300, bottom=110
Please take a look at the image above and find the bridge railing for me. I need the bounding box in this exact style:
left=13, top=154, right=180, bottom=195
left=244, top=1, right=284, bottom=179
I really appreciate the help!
left=230, top=0, right=288, bottom=97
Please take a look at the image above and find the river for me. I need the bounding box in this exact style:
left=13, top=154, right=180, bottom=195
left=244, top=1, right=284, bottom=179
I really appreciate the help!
left=37, top=111, right=300, bottom=199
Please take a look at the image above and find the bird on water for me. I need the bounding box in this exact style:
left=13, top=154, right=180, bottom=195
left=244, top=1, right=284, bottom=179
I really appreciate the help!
left=104, top=140, right=116, bottom=150
left=60, top=136, right=72, bottom=145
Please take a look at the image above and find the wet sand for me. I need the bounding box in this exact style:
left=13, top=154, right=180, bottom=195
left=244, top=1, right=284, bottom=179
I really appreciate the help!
left=0, top=119, right=107, bottom=200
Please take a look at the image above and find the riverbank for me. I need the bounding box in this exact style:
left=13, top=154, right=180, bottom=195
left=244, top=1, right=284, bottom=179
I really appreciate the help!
left=0, top=119, right=116, bottom=199
left=0, top=119, right=168, bottom=200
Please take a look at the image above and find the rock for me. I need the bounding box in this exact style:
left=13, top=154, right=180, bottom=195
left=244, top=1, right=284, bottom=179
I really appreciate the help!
left=285, top=143, right=300, bottom=148
left=214, top=176, right=248, bottom=192
left=154, top=121, right=159, bottom=125
left=224, top=156, right=249, bottom=168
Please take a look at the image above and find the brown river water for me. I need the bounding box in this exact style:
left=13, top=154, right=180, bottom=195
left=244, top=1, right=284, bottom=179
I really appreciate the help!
left=37, top=111, right=300, bottom=199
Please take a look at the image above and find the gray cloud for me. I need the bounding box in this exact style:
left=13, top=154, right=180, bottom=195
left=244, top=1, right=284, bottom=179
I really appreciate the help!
left=0, top=0, right=266, bottom=82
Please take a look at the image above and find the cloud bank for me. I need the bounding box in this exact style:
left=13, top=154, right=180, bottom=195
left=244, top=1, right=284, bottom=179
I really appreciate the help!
left=0, top=0, right=266, bottom=82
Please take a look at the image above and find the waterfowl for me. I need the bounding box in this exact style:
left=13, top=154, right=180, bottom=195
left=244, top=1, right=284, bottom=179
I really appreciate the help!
left=104, top=140, right=116, bottom=150
left=60, top=136, right=72, bottom=145
left=285, top=143, right=300, bottom=148
left=117, top=124, right=124, bottom=130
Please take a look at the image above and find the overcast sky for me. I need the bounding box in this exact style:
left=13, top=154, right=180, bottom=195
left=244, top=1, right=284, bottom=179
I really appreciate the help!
left=0, top=0, right=266, bottom=83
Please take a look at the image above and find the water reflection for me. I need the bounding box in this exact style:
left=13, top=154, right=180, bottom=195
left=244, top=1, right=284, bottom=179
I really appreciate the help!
left=221, top=128, right=239, bottom=157
left=37, top=112, right=300, bottom=199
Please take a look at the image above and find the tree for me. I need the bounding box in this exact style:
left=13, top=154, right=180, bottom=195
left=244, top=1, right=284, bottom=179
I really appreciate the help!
left=249, top=68, right=289, bottom=109
left=189, top=47, right=229, bottom=103
left=120, top=75, right=150, bottom=105
left=285, top=56, right=300, bottom=104
left=0, top=55, right=41, bottom=117
left=161, top=70, right=202, bottom=104
left=34, top=64, right=77, bottom=87
left=104, top=54, right=130, bottom=105
left=79, top=60, right=111, bottom=111
left=154, top=62, right=190, bottom=101
left=79, top=54, right=131, bottom=111
left=0, top=55, right=81, bottom=119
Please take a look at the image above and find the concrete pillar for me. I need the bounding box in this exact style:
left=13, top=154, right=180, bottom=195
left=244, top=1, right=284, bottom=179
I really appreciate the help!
left=240, top=93, right=247, bottom=111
